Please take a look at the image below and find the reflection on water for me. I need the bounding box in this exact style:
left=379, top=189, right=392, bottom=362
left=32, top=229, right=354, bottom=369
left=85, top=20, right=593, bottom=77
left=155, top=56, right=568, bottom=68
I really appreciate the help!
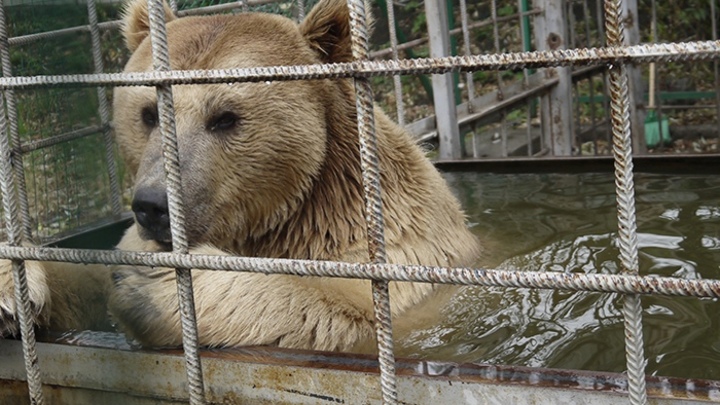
left=400, top=172, right=720, bottom=380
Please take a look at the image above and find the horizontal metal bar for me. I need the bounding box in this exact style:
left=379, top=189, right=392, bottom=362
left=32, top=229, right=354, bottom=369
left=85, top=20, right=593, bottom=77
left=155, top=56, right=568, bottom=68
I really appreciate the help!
left=406, top=74, right=554, bottom=141
left=8, top=22, right=117, bottom=47
left=655, top=104, right=719, bottom=110
left=3, top=41, right=717, bottom=90
left=19, top=125, right=104, bottom=154
left=7, top=0, right=280, bottom=48
left=370, top=8, right=543, bottom=60
left=407, top=65, right=603, bottom=140
left=176, top=0, right=279, bottom=16
left=0, top=245, right=718, bottom=298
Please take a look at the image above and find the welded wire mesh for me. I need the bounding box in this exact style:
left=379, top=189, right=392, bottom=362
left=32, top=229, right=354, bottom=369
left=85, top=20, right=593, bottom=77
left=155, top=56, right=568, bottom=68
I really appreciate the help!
left=0, top=0, right=719, bottom=404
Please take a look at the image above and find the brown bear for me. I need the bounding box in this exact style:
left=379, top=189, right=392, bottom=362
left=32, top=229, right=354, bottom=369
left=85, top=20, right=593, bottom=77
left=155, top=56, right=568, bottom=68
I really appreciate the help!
left=0, top=0, right=480, bottom=352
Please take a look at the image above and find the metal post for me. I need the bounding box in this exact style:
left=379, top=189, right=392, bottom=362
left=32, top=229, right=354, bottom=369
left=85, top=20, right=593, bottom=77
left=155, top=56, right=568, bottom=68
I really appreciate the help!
left=518, top=0, right=534, bottom=155
left=618, top=0, right=646, bottom=154
left=605, top=0, right=648, bottom=404
left=458, top=0, right=475, bottom=106
left=296, top=0, right=305, bottom=21
left=347, top=0, right=398, bottom=403
left=0, top=94, right=45, bottom=405
left=87, top=0, right=122, bottom=216
left=385, top=0, right=405, bottom=126
left=533, top=0, right=574, bottom=156
left=146, top=0, right=205, bottom=403
left=710, top=0, right=720, bottom=134
left=167, top=0, right=178, bottom=15
left=424, top=0, right=462, bottom=160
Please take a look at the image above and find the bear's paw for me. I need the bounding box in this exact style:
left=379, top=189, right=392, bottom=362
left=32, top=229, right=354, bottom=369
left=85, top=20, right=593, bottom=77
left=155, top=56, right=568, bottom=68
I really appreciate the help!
left=0, top=257, right=50, bottom=337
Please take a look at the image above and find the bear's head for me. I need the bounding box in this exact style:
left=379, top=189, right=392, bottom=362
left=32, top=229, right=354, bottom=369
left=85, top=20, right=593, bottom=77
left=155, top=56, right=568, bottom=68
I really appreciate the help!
left=113, top=0, right=365, bottom=250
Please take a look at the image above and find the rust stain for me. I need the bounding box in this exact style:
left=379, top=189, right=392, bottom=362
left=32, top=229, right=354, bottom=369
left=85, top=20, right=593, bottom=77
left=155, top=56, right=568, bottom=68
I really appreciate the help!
left=4, top=337, right=720, bottom=402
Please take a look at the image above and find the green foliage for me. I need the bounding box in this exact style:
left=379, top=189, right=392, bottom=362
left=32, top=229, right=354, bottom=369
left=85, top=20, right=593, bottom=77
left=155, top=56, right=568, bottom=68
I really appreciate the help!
left=7, top=3, right=128, bottom=239
left=643, top=0, right=713, bottom=42
left=497, top=4, right=514, bottom=17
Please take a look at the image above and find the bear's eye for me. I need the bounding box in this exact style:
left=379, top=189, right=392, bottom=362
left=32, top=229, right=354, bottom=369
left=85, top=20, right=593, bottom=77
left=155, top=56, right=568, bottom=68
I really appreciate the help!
left=208, top=112, right=239, bottom=132
left=141, top=107, right=158, bottom=128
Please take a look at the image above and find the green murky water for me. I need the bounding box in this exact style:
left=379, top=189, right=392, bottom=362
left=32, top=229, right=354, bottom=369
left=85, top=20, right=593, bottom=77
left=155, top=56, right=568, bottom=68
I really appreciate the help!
left=403, top=171, right=720, bottom=380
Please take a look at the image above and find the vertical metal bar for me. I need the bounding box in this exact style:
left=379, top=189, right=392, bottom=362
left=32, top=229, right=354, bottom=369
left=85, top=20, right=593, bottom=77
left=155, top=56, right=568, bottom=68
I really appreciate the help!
left=445, top=0, right=461, bottom=106
left=0, top=102, right=45, bottom=405
left=0, top=1, right=43, bottom=403
left=490, top=0, right=502, bottom=95
left=710, top=0, right=720, bottom=135
left=582, top=0, right=601, bottom=155
left=573, top=80, right=581, bottom=152
left=167, top=0, right=178, bottom=15
left=490, top=0, right=510, bottom=157
left=346, top=0, right=397, bottom=403
left=618, top=0, right=645, bottom=154
left=0, top=0, right=32, bottom=240
left=582, top=0, right=592, bottom=46
left=517, top=0, right=533, bottom=155
left=596, top=0, right=606, bottom=39
left=471, top=122, right=480, bottom=158
left=458, top=0, right=475, bottom=107
left=425, top=0, right=462, bottom=160
left=589, top=77, right=599, bottom=155
left=525, top=101, right=534, bottom=155
left=385, top=0, right=405, bottom=126
left=604, top=0, right=648, bottom=404
left=145, top=1, right=205, bottom=404
left=569, top=2, right=580, bottom=147
left=568, top=0, right=577, bottom=49
left=500, top=111, right=508, bottom=157
left=533, top=0, right=573, bottom=156
left=597, top=0, right=613, bottom=147
left=520, top=0, right=532, bottom=53
left=602, top=70, right=612, bottom=144
left=87, top=0, right=122, bottom=216
left=296, top=0, right=305, bottom=21
left=649, top=0, right=667, bottom=146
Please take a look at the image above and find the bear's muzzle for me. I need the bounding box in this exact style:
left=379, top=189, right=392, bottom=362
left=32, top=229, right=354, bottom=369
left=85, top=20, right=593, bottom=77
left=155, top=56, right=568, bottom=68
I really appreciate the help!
left=132, top=186, right=172, bottom=247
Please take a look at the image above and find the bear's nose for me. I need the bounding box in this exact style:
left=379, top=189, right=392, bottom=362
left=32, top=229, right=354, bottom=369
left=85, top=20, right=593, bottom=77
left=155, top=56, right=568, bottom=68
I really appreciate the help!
left=132, top=187, right=170, bottom=241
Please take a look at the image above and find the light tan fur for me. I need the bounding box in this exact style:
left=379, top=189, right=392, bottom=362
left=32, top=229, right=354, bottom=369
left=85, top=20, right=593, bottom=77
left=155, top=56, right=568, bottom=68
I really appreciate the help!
left=0, top=0, right=480, bottom=352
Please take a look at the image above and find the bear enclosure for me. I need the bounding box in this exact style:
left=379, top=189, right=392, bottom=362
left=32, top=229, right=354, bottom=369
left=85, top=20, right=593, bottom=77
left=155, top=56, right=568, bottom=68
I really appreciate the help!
left=0, top=0, right=719, bottom=404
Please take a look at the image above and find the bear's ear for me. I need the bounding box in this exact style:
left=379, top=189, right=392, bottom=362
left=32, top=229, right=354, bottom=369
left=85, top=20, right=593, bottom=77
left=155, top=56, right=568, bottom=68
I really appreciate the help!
left=122, top=0, right=176, bottom=52
left=299, top=0, right=373, bottom=63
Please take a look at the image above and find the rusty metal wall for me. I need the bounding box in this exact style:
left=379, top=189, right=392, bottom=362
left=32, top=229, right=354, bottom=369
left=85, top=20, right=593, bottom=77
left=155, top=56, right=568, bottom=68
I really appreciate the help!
left=2, top=338, right=719, bottom=404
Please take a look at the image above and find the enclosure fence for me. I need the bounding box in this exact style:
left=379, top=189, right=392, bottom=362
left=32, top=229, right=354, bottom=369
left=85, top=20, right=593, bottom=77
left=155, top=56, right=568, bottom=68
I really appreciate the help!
left=1, top=0, right=720, bottom=404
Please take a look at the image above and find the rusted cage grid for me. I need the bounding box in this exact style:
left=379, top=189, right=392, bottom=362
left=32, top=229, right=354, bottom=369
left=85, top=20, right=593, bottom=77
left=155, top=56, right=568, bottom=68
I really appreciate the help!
left=3, top=1, right=719, bottom=162
left=0, top=1, right=719, bottom=405
left=423, top=0, right=720, bottom=159
left=6, top=1, right=718, bottom=162
left=0, top=3, right=325, bottom=253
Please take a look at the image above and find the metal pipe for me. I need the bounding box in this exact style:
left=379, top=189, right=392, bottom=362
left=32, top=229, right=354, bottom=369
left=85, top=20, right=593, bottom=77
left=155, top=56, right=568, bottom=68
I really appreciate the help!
left=146, top=0, right=205, bottom=402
